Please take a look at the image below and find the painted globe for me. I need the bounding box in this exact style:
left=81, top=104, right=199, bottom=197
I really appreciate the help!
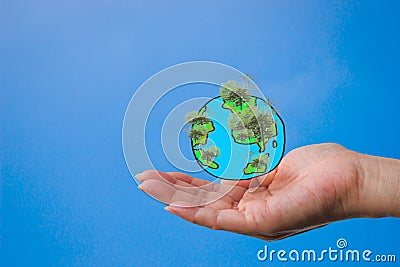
left=189, top=96, right=285, bottom=180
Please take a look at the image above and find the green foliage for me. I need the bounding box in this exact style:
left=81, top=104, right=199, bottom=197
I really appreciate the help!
left=185, top=111, right=198, bottom=123
left=185, top=111, right=210, bottom=125
left=208, top=146, right=220, bottom=157
left=228, top=113, right=245, bottom=131
left=189, top=129, right=204, bottom=141
left=236, top=129, right=255, bottom=140
left=236, top=131, right=249, bottom=141
left=240, top=73, right=256, bottom=90
left=220, top=80, right=236, bottom=100
left=253, top=109, right=275, bottom=139
left=258, top=153, right=269, bottom=164
left=220, top=80, right=251, bottom=110
left=186, top=110, right=215, bottom=147
left=200, top=146, right=220, bottom=162
left=266, top=98, right=274, bottom=107
left=250, top=154, right=269, bottom=169
left=228, top=105, right=275, bottom=141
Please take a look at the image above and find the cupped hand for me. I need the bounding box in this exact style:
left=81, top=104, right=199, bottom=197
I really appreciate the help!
left=136, top=143, right=363, bottom=240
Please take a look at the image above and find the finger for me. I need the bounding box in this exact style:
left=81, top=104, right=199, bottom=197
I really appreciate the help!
left=136, top=170, right=215, bottom=188
left=139, top=179, right=234, bottom=208
left=168, top=172, right=219, bottom=187
left=221, top=178, right=252, bottom=188
left=139, top=179, right=202, bottom=205
left=260, top=167, right=278, bottom=187
left=248, top=178, right=262, bottom=192
left=138, top=170, right=247, bottom=202
left=221, top=170, right=276, bottom=193
left=165, top=202, right=259, bottom=233
left=248, top=170, right=277, bottom=192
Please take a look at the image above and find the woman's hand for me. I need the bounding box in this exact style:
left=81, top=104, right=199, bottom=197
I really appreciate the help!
left=136, top=143, right=400, bottom=241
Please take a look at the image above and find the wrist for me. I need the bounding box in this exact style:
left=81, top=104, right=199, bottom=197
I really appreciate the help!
left=353, top=152, right=400, bottom=218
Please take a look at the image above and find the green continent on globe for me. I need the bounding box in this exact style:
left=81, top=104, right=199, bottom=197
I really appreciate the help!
left=191, top=120, right=215, bottom=147
left=222, top=95, right=277, bottom=152
left=186, top=106, right=216, bottom=147
left=193, top=148, right=219, bottom=169
left=243, top=153, right=270, bottom=175
left=186, top=108, right=220, bottom=169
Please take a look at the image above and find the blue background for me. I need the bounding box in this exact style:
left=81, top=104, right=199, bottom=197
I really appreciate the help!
left=1, top=1, right=399, bottom=266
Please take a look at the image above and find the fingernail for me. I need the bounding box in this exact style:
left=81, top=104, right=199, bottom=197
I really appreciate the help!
left=170, top=201, right=192, bottom=208
left=135, top=173, right=144, bottom=181
left=164, top=206, right=177, bottom=215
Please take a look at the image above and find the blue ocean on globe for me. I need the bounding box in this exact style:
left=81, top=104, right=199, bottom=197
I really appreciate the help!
left=191, top=96, right=285, bottom=180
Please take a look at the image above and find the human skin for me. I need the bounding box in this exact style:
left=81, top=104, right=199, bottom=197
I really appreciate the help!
left=136, top=143, right=400, bottom=241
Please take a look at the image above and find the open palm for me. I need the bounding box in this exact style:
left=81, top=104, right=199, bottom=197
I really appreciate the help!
left=137, top=143, right=360, bottom=240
